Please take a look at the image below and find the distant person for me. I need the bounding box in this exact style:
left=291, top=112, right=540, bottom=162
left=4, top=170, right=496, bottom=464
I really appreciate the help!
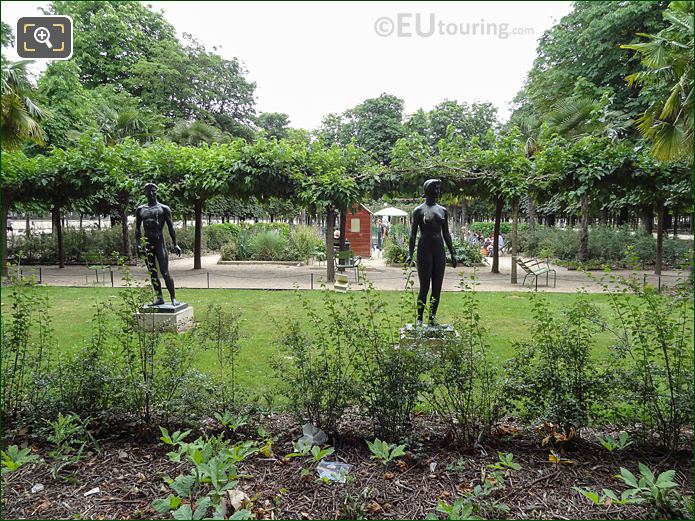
left=376, top=218, right=383, bottom=250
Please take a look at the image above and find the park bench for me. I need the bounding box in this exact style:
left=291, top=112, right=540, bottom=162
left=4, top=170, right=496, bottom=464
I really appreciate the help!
left=334, top=250, right=363, bottom=283
left=514, top=257, right=556, bottom=289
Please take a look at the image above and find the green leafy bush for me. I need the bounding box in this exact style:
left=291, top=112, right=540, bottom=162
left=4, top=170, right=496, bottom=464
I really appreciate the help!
left=249, top=231, right=289, bottom=261
left=288, top=225, right=323, bottom=263
left=596, top=276, right=693, bottom=450
left=575, top=463, right=692, bottom=519
left=220, top=240, right=239, bottom=261
left=423, top=278, right=506, bottom=444
left=506, top=291, right=602, bottom=435
left=452, top=239, right=483, bottom=266
left=516, top=225, right=693, bottom=268
left=468, top=221, right=511, bottom=237
left=204, top=223, right=242, bottom=251
left=383, top=236, right=408, bottom=264
left=273, top=290, right=360, bottom=436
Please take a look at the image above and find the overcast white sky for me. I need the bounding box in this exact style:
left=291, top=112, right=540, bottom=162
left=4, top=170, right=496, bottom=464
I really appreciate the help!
left=2, top=1, right=572, bottom=130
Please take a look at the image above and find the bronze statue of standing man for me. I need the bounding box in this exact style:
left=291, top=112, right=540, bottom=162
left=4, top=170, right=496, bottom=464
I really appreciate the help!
left=405, top=179, right=457, bottom=325
left=135, top=183, right=182, bottom=306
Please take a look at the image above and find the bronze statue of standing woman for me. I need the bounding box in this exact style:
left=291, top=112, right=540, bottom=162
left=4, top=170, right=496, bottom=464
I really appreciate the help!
left=405, top=179, right=457, bottom=325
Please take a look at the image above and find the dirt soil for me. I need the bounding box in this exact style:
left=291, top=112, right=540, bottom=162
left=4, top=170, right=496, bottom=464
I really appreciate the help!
left=2, top=414, right=692, bottom=520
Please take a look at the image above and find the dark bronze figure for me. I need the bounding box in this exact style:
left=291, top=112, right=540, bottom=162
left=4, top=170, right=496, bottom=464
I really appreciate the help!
left=135, top=183, right=182, bottom=306
left=405, top=179, right=457, bottom=325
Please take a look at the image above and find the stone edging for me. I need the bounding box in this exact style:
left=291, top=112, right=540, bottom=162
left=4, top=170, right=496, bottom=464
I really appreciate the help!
left=217, top=260, right=304, bottom=266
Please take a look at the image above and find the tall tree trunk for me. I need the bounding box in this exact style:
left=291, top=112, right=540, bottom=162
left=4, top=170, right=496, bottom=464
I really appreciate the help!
left=326, top=208, right=335, bottom=283
left=53, top=205, right=65, bottom=268
left=1, top=190, right=10, bottom=277
left=194, top=199, right=204, bottom=270
left=547, top=213, right=556, bottom=227
left=599, top=208, right=608, bottom=225
left=25, top=215, right=30, bottom=238
left=339, top=208, right=347, bottom=251
left=118, top=205, right=130, bottom=260
left=655, top=204, right=665, bottom=275
left=461, top=198, right=467, bottom=227
left=527, top=194, right=536, bottom=241
left=617, top=207, right=628, bottom=226
left=491, top=196, right=504, bottom=274
left=511, top=197, right=519, bottom=284
left=578, top=194, right=589, bottom=263
left=663, top=211, right=672, bottom=233
left=79, top=214, right=83, bottom=229
left=641, top=205, right=654, bottom=234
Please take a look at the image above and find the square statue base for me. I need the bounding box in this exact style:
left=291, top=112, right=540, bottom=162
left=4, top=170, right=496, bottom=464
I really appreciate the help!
left=399, top=323, right=459, bottom=350
left=334, top=273, right=350, bottom=293
left=134, top=302, right=194, bottom=332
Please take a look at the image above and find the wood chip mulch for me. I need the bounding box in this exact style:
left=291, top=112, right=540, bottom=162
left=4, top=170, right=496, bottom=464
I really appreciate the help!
left=2, top=414, right=692, bottom=520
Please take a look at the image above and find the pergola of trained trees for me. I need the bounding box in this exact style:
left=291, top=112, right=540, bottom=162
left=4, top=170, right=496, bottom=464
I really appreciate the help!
left=2, top=1, right=692, bottom=282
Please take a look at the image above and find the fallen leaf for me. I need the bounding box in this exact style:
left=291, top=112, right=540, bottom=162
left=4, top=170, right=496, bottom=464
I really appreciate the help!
left=367, top=501, right=382, bottom=514
left=227, top=489, right=250, bottom=512
left=383, top=472, right=395, bottom=480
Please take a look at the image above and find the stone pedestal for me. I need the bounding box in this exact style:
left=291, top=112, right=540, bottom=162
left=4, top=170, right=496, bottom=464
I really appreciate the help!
left=334, top=273, right=350, bottom=293
left=399, top=323, right=459, bottom=350
left=134, top=302, right=194, bottom=332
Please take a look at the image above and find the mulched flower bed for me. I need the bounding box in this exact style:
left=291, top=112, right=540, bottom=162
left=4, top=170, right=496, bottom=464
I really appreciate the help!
left=2, top=414, right=692, bottom=520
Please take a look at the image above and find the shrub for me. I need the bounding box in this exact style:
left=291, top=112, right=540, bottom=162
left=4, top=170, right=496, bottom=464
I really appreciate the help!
left=384, top=236, right=408, bottom=264
left=353, top=285, right=429, bottom=441
left=452, top=239, right=483, bottom=266
left=289, top=225, right=323, bottom=263
left=220, top=240, right=239, bottom=261
left=204, top=223, right=242, bottom=251
left=1, top=271, right=55, bottom=419
left=468, top=221, right=511, bottom=237
left=423, top=278, right=506, bottom=444
left=506, top=291, right=602, bottom=435
left=249, top=231, right=289, bottom=261
left=273, top=290, right=360, bottom=436
left=195, top=305, right=242, bottom=414
left=516, top=225, right=693, bottom=269
left=596, top=276, right=693, bottom=450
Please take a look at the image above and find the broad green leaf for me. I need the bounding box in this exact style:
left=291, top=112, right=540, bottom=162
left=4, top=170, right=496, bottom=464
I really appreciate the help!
left=172, top=504, right=194, bottom=520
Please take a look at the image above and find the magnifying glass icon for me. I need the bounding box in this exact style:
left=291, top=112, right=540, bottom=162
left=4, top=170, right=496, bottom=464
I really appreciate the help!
left=34, top=26, right=53, bottom=49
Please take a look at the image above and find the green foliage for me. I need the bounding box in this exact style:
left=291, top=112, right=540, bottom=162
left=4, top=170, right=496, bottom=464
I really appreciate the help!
left=220, top=240, right=240, bottom=261
left=383, top=236, right=409, bottom=264
left=424, top=278, right=506, bottom=444
left=288, top=225, right=323, bottom=263
left=515, top=225, right=692, bottom=269
left=468, top=221, right=511, bottom=237
left=366, top=439, right=406, bottom=465
left=597, top=431, right=633, bottom=453
left=575, top=463, right=692, bottom=519
left=506, top=291, right=602, bottom=433
left=45, top=412, right=97, bottom=478
left=1, top=271, right=54, bottom=418
left=249, top=231, right=289, bottom=261
left=622, top=1, right=694, bottom=162
left=196, top=305, right=242, bottom=414
left=155, top=427, right=256, bottom=519
left=489, top=452, right=522, bottom=471
left=596, top=276, right=693, bottom=450
left=451, top=239, right=484, bottom=266
left=273, top=289, right=359, bottom=436
left=1, top=445, right=40, bottom=475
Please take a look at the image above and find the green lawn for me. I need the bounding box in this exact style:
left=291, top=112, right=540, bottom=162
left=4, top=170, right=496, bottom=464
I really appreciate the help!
left=1, top=286, right=619, bottom=393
